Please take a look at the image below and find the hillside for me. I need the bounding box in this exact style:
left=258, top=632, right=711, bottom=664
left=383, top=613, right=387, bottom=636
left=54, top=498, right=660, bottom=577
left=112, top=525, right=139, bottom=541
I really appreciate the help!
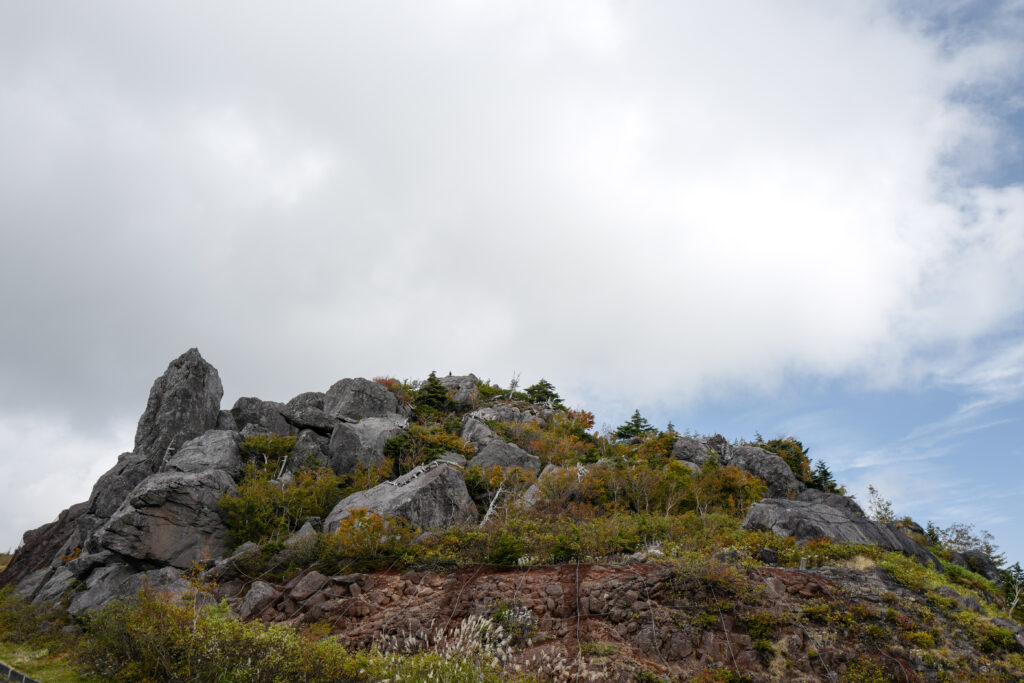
left=1, top=349, right=1022, bottom=682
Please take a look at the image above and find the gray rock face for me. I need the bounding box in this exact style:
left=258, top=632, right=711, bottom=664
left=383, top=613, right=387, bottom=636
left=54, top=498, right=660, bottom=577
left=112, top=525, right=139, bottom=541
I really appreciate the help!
left=165, top=430, right=243, bottom=480
left=289, top=429, right=330, bottom=470
left=727, top=445, right=803, bottom=498
left=93, top=470, right=237, bottom=569
left=439, top=374, right=480, bottom=406
left=288, top=392, right=325, bottom=409
left=324, top=461, right=478, bottom=533
left=671, top=437, right=715, bottom=465
left=796, top=488, right=864, bottom=517
left=87, top=452, right=153, bottom=519
left=0, top=501, right=88, bottom=588
left=460, top=416, right=497, bottom=447
left=673, top=436, right=803, bottom=498
left=468, top=440, right=542, bottom=475
left=743, top=498, right=940, bottom=569
left=68, top=565, right=187, bottom=616
left=231, top=397, right=291, bottom=435
left=134, top=348, right=223, bottom=464
left=281, top=403, right=335, bottom=433
left=324, top=378, right=398, bottom=421
left=327, top=416, right=407, bottom=474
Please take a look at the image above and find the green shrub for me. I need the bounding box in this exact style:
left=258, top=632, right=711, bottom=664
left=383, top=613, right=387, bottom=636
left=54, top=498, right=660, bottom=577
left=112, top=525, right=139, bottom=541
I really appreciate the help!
left=219, top=464, right=343, bottom=547
left=486, top=533, right=525, bottom=565
left=384, top=423, right=474, bottom=475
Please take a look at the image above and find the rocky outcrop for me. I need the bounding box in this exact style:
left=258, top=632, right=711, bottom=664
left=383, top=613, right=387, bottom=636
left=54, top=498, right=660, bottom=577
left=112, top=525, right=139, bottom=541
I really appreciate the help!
left=468, top=439, right=542, bottom=475
left=289, top=429, right=330, bottom=470
left=796, top=488, right=865, bottom=517
left=324, top=378, right=398, bottom=421
left=324, top=461, right=478, bottom=533
left=0, top=502, right=88, bottom=586
left=164, top=430, right=243, bottom=480
left=92, top=469, right=236, bottom=569
left=439, top=373, right=480, bottom=406
left=743, top=497, right=941, bottom=569
left=135, top=348, right=224, bottom=464
left=951, top=549, right=1003, bottom=585
left=673, top=435, right=803, bottom=498
left=327, top=416, right=408, bottom=474
left=460, top=415, right=497, bottom=446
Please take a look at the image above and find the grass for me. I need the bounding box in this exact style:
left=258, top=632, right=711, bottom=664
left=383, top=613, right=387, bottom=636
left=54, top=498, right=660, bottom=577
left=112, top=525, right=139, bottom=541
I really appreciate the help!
left=0, top=640, right=96, bottom=682
left=0, top=552, right=11, bottom=573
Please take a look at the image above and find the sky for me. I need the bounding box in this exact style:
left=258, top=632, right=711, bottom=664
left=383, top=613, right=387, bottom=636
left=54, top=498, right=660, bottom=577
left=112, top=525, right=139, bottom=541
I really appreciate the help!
left=1, top=1, right=1022, bottom=564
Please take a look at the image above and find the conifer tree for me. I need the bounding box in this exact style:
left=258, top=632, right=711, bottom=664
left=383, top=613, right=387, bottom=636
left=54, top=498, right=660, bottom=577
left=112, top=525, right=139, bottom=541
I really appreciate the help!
left=415, top=371, right=452, bottom=412
left=524, top=378, right=565, bottom=408
left=615, top=410, right=657, bottom=439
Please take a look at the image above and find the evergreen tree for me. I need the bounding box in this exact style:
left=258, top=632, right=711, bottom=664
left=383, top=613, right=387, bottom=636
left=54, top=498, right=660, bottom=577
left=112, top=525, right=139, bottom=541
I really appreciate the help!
left=415, top=371, right=452, bottom=412
left=615, top=410, right=657, bottom=440
left=809, top=460, right=841, bottom=493
left=524, top=378, right=564, bottom=409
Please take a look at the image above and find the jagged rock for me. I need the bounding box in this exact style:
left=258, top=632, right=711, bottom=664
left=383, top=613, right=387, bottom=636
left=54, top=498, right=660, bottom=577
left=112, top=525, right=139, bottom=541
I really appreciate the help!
left=744, top=498, right=941, bottom=569
left=164, top=430, right=243, bottom=480
left=324, top=378, right=398, bottom=421
left=467, top=404, right=549, bottom=426
left=65, top=550, right=118, bottom=579
left=951, top=549, right=1003, bottom=584
left=0, top=501, right=87, bottom=587
left=237, top=580, right=280, bottom=620
left=231, top=397, right=291, bottom=435
left=324, top=461, right=478, bottom=533
left=439, top=374, right=480, bottom=406
left=92, top=470, right=237, bottom=569
left=289, top=429, right=330, bottom=470
left=13, top=568, right=52, bottom=599
left=796, top=488, right=864, bottom=517
left=725, top=445, right=803, bottom=498
left=327, top=415, right=407, bottom=474
left=468, top=440, right=542, bottom=475
left=460, top=416, right=497, bottom=446
left=135, top=348, right=223, bottom=464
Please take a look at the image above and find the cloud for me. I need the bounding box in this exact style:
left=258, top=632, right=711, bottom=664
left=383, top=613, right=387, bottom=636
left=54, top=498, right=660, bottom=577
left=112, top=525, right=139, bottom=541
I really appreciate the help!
left=2, top=1, right=1024, bottom=547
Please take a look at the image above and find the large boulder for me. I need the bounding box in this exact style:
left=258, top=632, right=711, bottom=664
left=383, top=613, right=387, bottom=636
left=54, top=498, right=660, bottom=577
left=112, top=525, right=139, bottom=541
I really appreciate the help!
left=327, top=416, right=407, bottom=474
left=281, top=395, right=335, bottom=433
left=727, top=445, right=803, bottom=498
left=230, top=397, right=291, bottom=435
left=743, top=498, right=941, bottom=569
left=460, top=416, right=497, bottom=447
left=671, top=437, right=715, bottom=466
left=135, top=348, right=223, bottom=464
left=164, top=430, right=243, bottom=480
left=324, top=378, right=398, bottom=421
left=324, top=461, right=478, bottom=533
left=468, top=440, right=542, bottom=475
left=92, top=470, right=237, bottom=569
left=439, top=374, right=480, bottom=406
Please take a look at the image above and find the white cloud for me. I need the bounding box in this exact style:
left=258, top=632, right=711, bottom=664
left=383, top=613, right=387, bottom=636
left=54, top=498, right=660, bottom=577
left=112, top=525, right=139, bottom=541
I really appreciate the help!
left=2, top=1, right=1024, bottom=550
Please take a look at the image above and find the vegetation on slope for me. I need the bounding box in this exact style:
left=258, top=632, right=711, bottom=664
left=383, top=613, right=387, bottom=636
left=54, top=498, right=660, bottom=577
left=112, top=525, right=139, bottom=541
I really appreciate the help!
left=2, top=374, right=1021, bottom=681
